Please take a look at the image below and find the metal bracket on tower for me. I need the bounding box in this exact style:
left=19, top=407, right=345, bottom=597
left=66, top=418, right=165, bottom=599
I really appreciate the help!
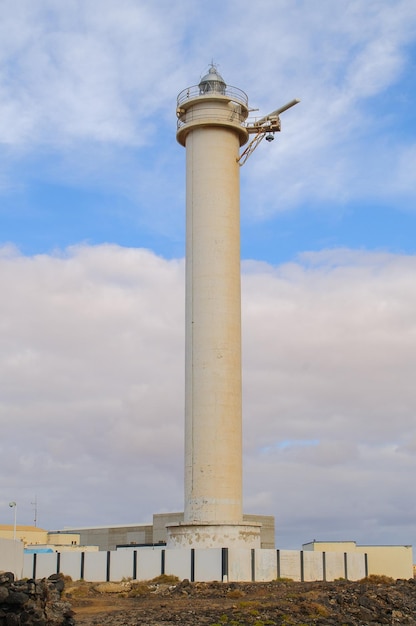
left=237, top=98, right=300, bottom=166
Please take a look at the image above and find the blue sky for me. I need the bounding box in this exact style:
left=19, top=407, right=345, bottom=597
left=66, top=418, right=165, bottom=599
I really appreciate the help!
left=1, top=0, right=416, bottom=552
left=1, top=0, right=415, bottom=264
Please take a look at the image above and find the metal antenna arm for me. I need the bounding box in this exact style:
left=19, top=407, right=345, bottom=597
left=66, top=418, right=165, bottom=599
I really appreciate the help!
left=237, top=130, right=266, bottom=166
left=255, top=99, right=300, bottom=126
left=238, top=98, right=300, bottom=165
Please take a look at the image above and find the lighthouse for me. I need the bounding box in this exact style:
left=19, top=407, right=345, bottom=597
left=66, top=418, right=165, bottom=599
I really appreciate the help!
left=166, top=66, right=298, bottom=549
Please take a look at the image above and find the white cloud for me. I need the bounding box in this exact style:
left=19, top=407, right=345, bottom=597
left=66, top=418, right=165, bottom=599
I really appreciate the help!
left=241, top=249, right=416, bottom=544
left=1, top=244, right=415, bottom=549
left=237, top=0, right=416, bottom=214
left=0, top=0, right=415, bottom=216
left=0, top=244, right=185, bottom=523
left=0, top=0, right=187, bottom=147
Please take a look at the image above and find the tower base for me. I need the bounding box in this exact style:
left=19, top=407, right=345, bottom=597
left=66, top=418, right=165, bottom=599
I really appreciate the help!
left=166, top=522, right=261, bottom=549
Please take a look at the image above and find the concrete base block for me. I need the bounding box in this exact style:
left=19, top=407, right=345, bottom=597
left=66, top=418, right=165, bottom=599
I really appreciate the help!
left=166, top=522, right=261, bottom=549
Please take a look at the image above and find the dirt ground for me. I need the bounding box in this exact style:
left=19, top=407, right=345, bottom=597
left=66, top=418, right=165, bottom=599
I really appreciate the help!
left=64, top=575, right=416, bottom=626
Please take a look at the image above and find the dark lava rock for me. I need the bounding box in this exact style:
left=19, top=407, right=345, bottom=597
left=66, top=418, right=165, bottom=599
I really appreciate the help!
left=0, top=574, right=74, bottom=626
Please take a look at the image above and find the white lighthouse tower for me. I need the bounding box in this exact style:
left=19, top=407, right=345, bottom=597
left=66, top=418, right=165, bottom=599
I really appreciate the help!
left=166, top=66, right=298, bottom=549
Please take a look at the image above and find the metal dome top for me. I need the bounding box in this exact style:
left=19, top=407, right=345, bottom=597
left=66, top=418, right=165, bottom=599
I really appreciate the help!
left=198, top=65, right=226, bottom=95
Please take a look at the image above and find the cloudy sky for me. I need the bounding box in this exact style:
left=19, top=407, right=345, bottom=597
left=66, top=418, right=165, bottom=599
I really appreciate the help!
left=1, top=0, right=415, bottom=551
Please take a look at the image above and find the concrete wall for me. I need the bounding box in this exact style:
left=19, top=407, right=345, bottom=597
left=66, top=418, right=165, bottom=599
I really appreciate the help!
left=303, top=541, right=413, bottom=580
left=47, top=533, right=80, bottom=546
left=243, top=514, right=275, bottom=549
left=356, top=545, right=413, bottom=580
left=153, top=514, right=184, bottom=544
left=63, top=515, right=274, bottom=551
left=154, top=513, right=275, bottom=549
left=0, top=538, right=24, bottom=579
left=22, top=547, right=367, bottom=582
left=62, top=524, right=153, bottom=551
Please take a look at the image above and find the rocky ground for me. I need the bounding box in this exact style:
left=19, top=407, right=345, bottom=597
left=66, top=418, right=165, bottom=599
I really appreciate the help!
left=65, top=575, right=416, bottom=626
left=0, top=572, right=74, bottom=626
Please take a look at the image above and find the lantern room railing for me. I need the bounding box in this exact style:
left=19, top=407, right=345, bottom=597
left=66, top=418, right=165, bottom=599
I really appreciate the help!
left=177, top=84, right=248, bottom=108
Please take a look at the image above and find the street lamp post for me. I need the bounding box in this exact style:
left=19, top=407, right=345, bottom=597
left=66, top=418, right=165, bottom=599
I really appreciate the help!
left=9, top=502, right=17, bottom=540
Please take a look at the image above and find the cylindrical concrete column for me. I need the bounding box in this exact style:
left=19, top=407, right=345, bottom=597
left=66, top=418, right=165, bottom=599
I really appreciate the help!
left=184, top=123, right=243, bottom=523
left=168, top=67, right=261, bottom=548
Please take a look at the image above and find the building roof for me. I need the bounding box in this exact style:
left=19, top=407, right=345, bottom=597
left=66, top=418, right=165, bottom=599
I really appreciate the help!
left=0, top=525, right=47, bottom=532
left=24, top=547, right=54, bottom=554
left=62, top=523, right=151, bottom=531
